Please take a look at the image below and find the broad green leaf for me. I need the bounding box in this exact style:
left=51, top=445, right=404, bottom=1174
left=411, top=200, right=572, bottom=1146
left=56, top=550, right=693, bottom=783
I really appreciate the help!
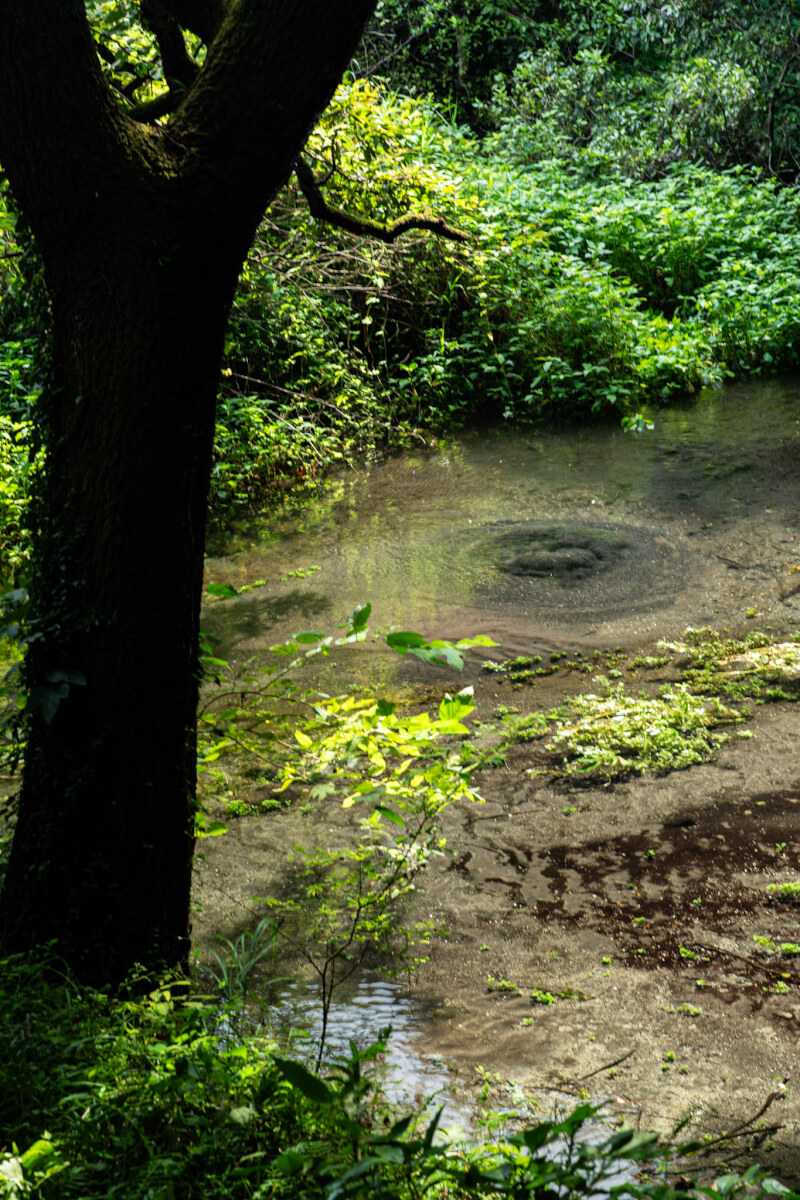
left=375, top=804, right=404, bottom=826
left=294, top=631, right=324, bottom=644
left=603, top=1128, right=660, bottom=1159
left=29, top=683, right=65, bottom=724
left=438, top=692, right=475, bottom=723
left=386, top=631, right=427, bottom=654
left=273, top=1056, right=334, bottom=1105
left=207, top=582, right=238, bottom=598
left=380, top=1114, right=414, bottom=1140
left=269, top=641, right=298, bottom=655
left=760, top=1180, right=793, bottom=1195
left=195, top=818, right=228, bottom=837
left=347, top=603, right=371, bottom=633
left=371, top=1144, right=405, bottom=1164
left=273, top=1149, right=306, bottom=1176
left=20, top=1139, right=55, bottom=1169
left=417, top=642, right=464, bottom=670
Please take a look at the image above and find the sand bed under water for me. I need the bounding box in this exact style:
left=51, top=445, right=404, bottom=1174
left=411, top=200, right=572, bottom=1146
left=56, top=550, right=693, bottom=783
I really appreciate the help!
left=197, top=377, right=800, bottom=1175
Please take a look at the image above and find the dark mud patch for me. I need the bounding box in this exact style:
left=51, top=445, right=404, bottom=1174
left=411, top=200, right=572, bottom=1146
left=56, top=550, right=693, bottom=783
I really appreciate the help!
left=405, top=702, right=800, bottom=1172
left=526, top=790, right=800, bottom=992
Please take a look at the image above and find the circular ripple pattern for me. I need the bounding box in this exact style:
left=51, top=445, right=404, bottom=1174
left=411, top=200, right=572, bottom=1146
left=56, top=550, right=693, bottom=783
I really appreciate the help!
left=459, top=519, right=686, bottom=620
left=494, top=523, right=630, bottom=580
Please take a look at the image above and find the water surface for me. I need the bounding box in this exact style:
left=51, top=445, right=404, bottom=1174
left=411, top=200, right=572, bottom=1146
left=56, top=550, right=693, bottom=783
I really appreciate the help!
left=205, top=377, right=800, bottom=667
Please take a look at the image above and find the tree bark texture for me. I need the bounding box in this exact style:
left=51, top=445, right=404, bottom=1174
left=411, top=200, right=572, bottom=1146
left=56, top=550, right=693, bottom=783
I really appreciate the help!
left=0, top=0, right=377, bottom=983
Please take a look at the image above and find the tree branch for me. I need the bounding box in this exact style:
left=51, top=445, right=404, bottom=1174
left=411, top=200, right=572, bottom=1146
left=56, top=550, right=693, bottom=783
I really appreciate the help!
left=141, top=0, right=199, bottom=89
left=167, top=0, right=381, bottom=236
left=0, top=0, right=168, bottom=234
left=294, top=156, right=468, bottom=244
left=153, top=0, right=228, bottom=44
left=130, top=89, right=186, bottom=123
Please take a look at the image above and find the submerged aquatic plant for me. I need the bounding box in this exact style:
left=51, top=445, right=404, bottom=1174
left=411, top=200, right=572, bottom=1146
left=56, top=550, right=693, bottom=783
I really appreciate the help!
left=660, top=627, right=800, bottom=703
left=545, top=680, right=739, bottom=779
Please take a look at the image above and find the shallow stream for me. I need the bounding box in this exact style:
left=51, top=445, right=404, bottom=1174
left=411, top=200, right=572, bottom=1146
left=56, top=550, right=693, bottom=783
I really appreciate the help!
left=206, top=377, right=800, bottom=672
left=201, top=376, right=800, bottom=1129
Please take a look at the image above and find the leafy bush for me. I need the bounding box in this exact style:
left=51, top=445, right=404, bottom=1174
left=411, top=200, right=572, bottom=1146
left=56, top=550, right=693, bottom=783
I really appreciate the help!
left=1, top=952, right=795, bottom=1200
left=0, top=339, right=41, bottom=582
left=0, top=955, right=329, bottom=1199
left=475, top=0, right=800, bottom=180
left=4, top=16, right=800, bottom=534
left=483, top=48, right=760, bottom=179
left=215, top=83, right=800, bottom=478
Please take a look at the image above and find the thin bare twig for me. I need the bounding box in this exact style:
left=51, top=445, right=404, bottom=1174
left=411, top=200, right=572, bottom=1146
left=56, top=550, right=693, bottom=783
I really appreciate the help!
left=692, top=942, right=800, bottom=984
left=690, top=1080, right=789, bottom=1156
left=577, top=1048, right=637, bottom=1082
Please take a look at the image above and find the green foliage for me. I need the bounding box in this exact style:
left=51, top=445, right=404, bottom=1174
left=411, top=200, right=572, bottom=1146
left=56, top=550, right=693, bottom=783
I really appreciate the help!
left=206, top=915, right=283, bottom=1002
left=482, top=45, right=759, bottom=179
left=660, top=627, right=800, bottom=702
left=0, top=956, right=308, bottom=1198
left=753, top=934, right=800, bottom=958
left=85, top=0, right=206, bottom=115
left=461, top=0, right=800, bottom=181
left=367, top=0, right=800, bottom=185
left=235, top=683, right=480, bottom=1053
left=478, top=626, right=800, bottom=784
left=362, top=0, right=539, bottom=121
left=0, top=340, right=40, bottom=583
left=196, top=605, right=488, bottom=1058
left=206, top=77, right=800, bottom=511
left=0, top=587, right=29, bottom=776
left=546, top=680, right=739, bottom=779
left=5, top=55, right=800, bottom=537
left=766, top=880, right=800, bottom=900
left=195, top=603, right=490, bottom=801
left=0, top=954, right=792, bottom=1200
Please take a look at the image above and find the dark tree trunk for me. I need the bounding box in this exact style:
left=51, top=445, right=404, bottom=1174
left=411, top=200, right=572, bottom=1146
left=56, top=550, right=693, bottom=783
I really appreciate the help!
left=1, top=207, right=243, bottom=982
left=0, top=0, right=378, bottom=983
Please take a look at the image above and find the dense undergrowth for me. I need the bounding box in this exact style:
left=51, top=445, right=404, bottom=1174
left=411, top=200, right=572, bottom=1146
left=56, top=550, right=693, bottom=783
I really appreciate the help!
left=5, top=615, right=800, bottom=1195
left=215, top=90, right=800, bottom=516
left=3, top=3, right=800, bottom=572
left=5, top=130, right=800, bottom=568
left=0, top=950, right=796, bottom=1200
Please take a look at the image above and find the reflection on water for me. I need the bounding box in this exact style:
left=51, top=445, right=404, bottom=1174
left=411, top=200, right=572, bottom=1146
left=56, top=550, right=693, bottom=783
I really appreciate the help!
left=267, top=973, right=474, bottom=1131
left=205, top=376, right=800, bottom=666
left=264, top=973, right=639, bottom=1182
